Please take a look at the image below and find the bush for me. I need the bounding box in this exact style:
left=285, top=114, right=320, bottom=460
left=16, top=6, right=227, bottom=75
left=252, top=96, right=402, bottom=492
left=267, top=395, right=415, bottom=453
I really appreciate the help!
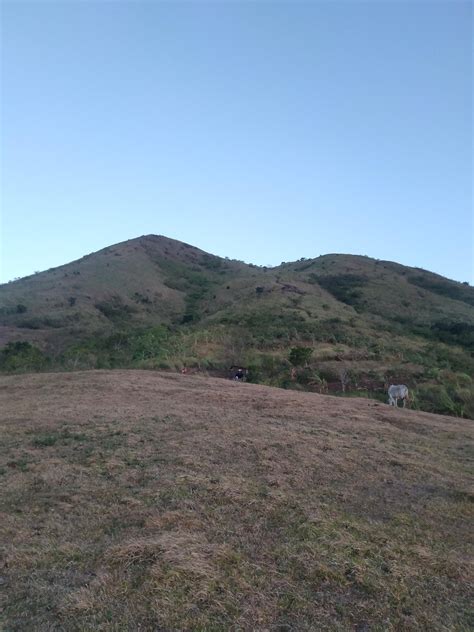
left=0, top=341, right=49, bottom=372
left=130, top=327, right=169, bottom=361
left=413, top=372, right=474, bottom=418
left=414, top=384, right=459, bottom=416
left=296, top=367, right=316, bottom=385
left=95, top=298, right=136, bottom=323
left=200, top=254, right=222, bottom=271
left=61, top=326, right=171, bottom=369
left=289, top=347, right=313, bottom=367
left=246, top=354, right=290, bottom=385
left=430, top=321, right=474, bottom=350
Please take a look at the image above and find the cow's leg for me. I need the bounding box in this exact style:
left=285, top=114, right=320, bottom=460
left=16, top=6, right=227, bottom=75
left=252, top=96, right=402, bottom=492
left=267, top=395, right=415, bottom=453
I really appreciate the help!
left=402, top=397, right=406, bottom=408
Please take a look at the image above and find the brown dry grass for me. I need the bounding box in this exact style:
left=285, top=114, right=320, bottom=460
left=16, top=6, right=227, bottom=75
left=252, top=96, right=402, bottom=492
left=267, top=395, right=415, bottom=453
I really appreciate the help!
left=0, top=370, right=472, bottom=631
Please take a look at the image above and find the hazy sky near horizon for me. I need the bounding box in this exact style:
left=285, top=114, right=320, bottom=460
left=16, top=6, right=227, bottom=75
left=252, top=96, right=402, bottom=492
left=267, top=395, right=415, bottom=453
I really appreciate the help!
left=1, top=0, right=472, bottom=284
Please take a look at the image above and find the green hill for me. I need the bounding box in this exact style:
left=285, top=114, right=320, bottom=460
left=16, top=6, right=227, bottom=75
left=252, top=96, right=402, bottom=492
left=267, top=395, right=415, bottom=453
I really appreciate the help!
left=1, top=235, right=473, bottom=417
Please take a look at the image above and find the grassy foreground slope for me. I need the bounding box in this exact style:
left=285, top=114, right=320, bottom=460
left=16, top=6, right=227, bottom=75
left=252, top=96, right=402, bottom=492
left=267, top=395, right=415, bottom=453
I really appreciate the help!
left=1, top=370, right=472, bottom=631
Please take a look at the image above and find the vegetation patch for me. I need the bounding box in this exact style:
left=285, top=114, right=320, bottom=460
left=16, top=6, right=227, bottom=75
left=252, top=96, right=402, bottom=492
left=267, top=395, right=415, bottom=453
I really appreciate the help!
left=308, top=273, right=369, bottom=307
left=0, top=341, right=49, bottom=372
left=95, top=296, right=136, bottom=323
left=407, top=274, right=474, bottom=306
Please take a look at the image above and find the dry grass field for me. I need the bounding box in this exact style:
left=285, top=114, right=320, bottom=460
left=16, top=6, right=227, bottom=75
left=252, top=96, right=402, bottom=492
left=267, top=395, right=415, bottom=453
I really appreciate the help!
left=0, top=370, right=472, bottom=631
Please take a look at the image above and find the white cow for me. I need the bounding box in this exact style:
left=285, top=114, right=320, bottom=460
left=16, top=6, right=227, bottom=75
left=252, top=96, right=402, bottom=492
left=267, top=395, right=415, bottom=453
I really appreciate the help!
left=388, top=384, right=409, bottom=407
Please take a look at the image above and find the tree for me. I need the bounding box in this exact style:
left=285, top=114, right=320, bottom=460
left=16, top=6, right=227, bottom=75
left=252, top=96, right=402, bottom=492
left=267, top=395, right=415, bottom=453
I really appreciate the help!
left=289, top=346, right=313, bottom=367
left=338, top=368, right=350, bottom=393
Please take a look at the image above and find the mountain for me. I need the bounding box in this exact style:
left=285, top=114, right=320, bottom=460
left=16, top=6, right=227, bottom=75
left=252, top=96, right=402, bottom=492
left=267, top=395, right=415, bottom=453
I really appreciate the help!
left=1, top=234, right=473, bottom=416
left=0, top=235, right=248, bottom=342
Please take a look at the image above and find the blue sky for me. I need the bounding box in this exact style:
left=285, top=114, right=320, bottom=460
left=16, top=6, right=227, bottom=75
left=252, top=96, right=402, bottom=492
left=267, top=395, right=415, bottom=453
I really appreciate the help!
left=1, top=0, right=472, bottom=283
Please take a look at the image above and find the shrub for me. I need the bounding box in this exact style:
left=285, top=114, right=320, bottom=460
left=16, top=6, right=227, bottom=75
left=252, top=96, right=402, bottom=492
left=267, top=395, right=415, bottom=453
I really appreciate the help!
left=413, top=373, right=474, bottom=418
left=414, top=384, right=458, bottom=416
left=200, top=254, right=222, bottom=270
left=0, top=341, right=49, bottom=372
left=130, top=327, right=169, bottom=361
left=430, top=321, right=474, bottom=350
left=296, top=367, right=316, bottom=385
left=95, top=298, right=136, bottom=323
left=289, top=347, right=313, bottom=367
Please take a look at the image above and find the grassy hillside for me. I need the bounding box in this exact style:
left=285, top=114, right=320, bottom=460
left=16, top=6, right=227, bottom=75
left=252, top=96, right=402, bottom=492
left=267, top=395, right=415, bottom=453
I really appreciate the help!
left=1, top=370, right=472, bottom=631
left=0, top=235, right=248, bottom=341
left=1, top=235, right=473, bottom=417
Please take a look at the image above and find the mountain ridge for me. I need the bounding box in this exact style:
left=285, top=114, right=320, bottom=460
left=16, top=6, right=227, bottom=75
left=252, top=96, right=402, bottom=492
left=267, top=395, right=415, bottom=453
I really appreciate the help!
left=3, top=233, right=470, bottom=287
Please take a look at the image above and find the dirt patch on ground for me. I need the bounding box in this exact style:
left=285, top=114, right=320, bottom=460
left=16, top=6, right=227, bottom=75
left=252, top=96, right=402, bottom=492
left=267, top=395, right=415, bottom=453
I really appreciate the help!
left=0, top=370, right=472, bottom=631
